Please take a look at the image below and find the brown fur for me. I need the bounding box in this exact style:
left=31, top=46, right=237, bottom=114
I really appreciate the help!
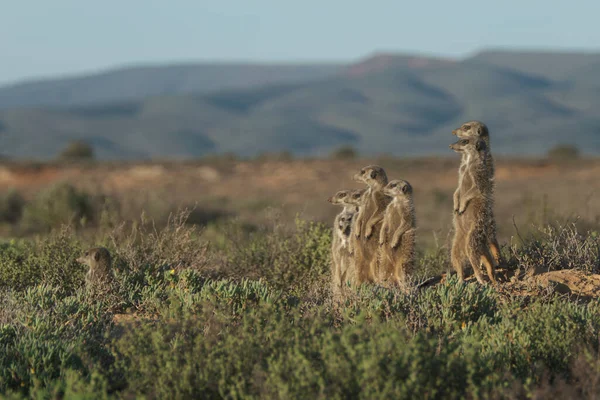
left=328, top=189, right=364, bottom=297
left=352, top=165, right=390, bottom=283
left=379, top=180, right=416, bottom=288
left=450, top=138, right=497, bottom=284
left=452, top=120, right=502, bottom=264
left=76, top=247, right=113, bottom=288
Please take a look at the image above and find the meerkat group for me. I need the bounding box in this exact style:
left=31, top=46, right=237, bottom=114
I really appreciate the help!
left=329, top=166, right=416, bottom=292
left=328, top=119, right=501, bottom=295
left=72, top=121, right=500, bottom=294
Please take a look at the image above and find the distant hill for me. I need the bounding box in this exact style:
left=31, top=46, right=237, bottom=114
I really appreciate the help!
left=1, top=50, right=600, bottom=159
left=0, top=62, right=342, bottom=109
left=469, top=50, right=600, bottom=81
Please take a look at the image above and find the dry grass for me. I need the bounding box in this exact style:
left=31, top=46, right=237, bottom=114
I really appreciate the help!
left=1, top=156, right=600, bottom=249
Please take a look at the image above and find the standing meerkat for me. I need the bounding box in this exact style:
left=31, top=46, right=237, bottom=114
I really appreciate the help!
left=76, top=247, right=114, bottom=288
left=327, top=189, right=364, bottom=296
left=450, top=138, right=497, bottom=284
left=353, top=165, right=391, bottom=284
left=452, top=120, right=502, bottom=264
left=379, top=179, right=416, bottom=287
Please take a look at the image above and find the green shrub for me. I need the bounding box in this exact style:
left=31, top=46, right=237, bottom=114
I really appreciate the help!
left=0, top=190, right=24, bottom=224
left=2, top=216, right=600, bottom=398
left=21, top=183, right=94, bottom=232
left=0, top=285, right=112, bottom=396
left=225, top=216, right=331, bottom=294
left=510, top=223, right=600, bottom=274
left=547, top=144, right=580, bottom=161
left=330, top=145, right=358, bottom=160
left=58, top=140, right=95, bottom=161
left=0, top=227, right=85, bottom=293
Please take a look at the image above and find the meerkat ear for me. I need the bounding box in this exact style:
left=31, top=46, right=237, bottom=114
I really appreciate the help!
left=476, top=140, right=486, bottom=151
left=94, top=251, right=100, bottom=261
left=401, top=185, right=409, bottom=194
left=370, top=170, right=377, bottom=179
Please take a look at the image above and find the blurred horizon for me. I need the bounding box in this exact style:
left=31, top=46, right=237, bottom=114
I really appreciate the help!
left=2, top=1, right=600, bottom=160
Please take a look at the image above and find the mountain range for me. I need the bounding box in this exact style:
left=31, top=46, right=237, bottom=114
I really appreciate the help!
left=1, top=50, right=599, bottom=160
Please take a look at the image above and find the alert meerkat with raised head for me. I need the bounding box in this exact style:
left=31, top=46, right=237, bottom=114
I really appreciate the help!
left=450, top=138, right=497, bottom=284
left=353, top=165, right=391, bottom=284
left=452, top=120, right=502, bottom=264
left=379, top=179, right=416, bottom=287
left=76, top=247, right=114, bottom=288
left=327, top=189, right=364, bottom=295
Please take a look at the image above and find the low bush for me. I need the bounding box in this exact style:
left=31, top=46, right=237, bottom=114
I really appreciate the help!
left=21, top=183, right=94, bottom=232
left=224, top=216, right=331, bottom=294
left=1, top=216, right=600, bottom=398
left=547, top=144, right=580, bottom=161
left=58, top=140, right=95, bottom=161
left=330, top=145, right=358, bottom=160
left=0, top=190, right=25, bottom=224
left=510, top=222, right=600, bottom=274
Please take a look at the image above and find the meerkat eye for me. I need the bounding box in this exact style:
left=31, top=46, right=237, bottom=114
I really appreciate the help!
left=461, top=139, right=469, bottom=145
left=463, top=125, right=470, bottom=130
left=391, top=183, right=397, bottom=188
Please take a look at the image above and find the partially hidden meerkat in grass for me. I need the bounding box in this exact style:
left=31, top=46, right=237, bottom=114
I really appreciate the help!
left=353, top=165, right=391, bottom=284
left=450, top=137, right=497, bottom=284
left=76, top=247, right=114, bottom=288
left=452, top=120, right=502, bottom=265
left=379, top=179, right=416, bottom=288
left=328, top=189, right=364, bottom=296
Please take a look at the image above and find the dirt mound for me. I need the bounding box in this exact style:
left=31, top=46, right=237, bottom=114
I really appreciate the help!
left=503, top=269, right=600, bottom=300
left=420, top=268, right=600, bottom=301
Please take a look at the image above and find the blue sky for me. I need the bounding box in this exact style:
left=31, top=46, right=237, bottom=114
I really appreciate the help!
left=1, top=0, right=598, bottom=85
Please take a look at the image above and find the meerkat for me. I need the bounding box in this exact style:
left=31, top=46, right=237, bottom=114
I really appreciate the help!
left=452, top=120, right=502, bottom=264
left=327, top=189, right=364, bottom=296
left=76, top=247, right=114, bottom=288
left=450, top=138, right=497, bottom=284
left=379, top=179, right=416, bottom=287
left=333, top=210, right=356, bottom=295
left=353, top=165, right=391, bottom=284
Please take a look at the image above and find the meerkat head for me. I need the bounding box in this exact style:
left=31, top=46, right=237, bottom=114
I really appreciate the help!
left=353, top=165, right=388, bottom=188
left=449, top=138, right=487, bottom=155
left=452, top=121, right=489, bottom=140
left=328, top=189, right=353, bottom=205
left=338, top=211, right=354, bottom=236
left=383, top=179, right=413, bottom=198
left=348, top=189, right=366, bottom=206
left=76, top=247, right=111, bottom=270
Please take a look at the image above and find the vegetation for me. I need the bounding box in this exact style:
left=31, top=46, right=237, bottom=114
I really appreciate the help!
left=58, top=140, right=95, bottom=161
left=547, top=144, right=580, bottom=161
left=0, top=190, right=24, bottom=224
left=330, top=145, right=358, bottom=160
left=21, top=183, right=95, bottom=232
left=0, top=200, right=600, bottom=398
